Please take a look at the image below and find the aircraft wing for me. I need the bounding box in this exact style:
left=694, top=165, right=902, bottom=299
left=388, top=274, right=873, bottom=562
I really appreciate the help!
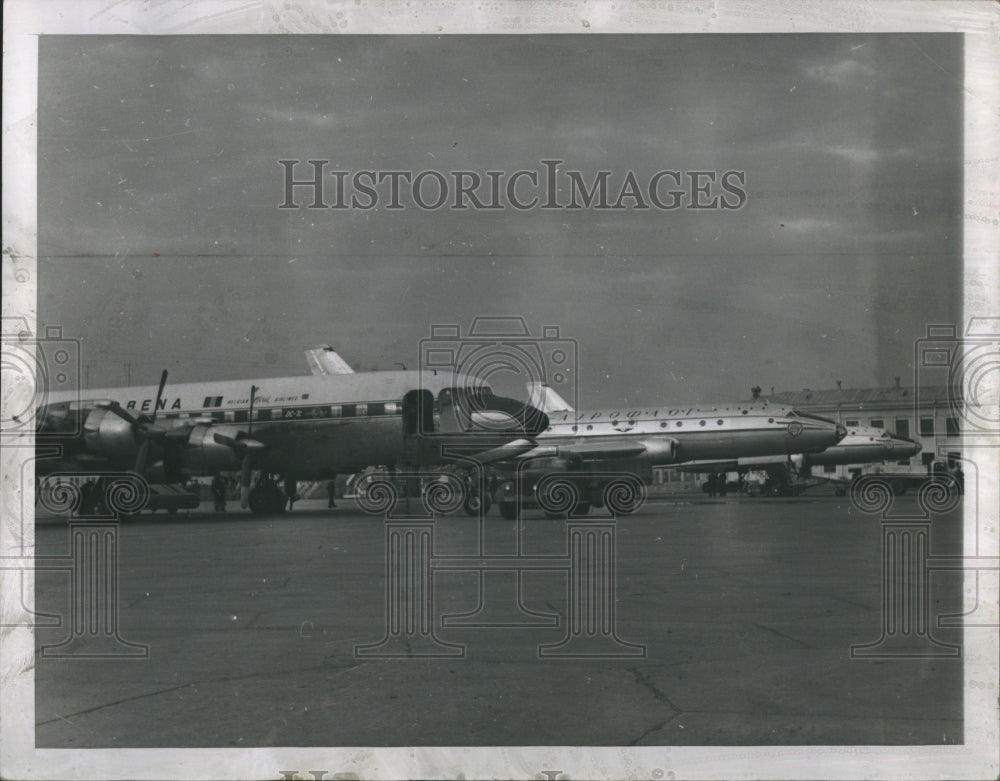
left=671, top=454, right=804, bottom=473
left=671, top=459, right=742, bottom=473
left=304, top=345, right=355, bottom=375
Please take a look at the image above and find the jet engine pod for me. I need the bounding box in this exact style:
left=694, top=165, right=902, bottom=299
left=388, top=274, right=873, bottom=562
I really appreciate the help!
left=82, top=406, right=138, bottom=460
left=637, top=437, right=679, bottom=464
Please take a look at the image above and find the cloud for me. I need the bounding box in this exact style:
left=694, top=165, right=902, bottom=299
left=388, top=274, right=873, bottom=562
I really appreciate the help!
left=240, top=102, right=346, bottom=130
left=776, top=217, right=842, bottom=233
left=820, top=143, right=915, bottom=165
left=802, top=57, right=876, bottom=87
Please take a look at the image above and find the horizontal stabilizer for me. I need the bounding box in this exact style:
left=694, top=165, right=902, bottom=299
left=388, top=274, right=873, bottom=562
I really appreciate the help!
left=305, top=345, right=355, bottom=376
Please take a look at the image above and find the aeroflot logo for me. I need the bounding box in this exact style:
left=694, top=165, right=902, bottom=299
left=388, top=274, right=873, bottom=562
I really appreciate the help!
left=278, top=159, right=748, bottom=211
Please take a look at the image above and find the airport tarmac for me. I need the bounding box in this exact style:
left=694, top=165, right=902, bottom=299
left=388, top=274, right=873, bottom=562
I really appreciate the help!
left=33, top=492, right=963, bottom=747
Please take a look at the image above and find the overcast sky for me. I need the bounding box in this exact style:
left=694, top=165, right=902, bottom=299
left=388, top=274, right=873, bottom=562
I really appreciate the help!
left=38, top=34, right=962, bottom=408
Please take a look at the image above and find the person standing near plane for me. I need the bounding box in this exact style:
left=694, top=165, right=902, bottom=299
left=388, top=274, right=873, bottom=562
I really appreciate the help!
left=284, top=476, right=299, bottom=511
left=211, top=475, right=227, bottom=512
left=80, top=479, right=98, bottom=515
left=327, top=478, right=337, bottom=509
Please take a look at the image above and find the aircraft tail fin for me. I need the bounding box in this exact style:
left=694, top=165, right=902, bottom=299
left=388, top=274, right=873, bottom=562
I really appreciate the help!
left=527, top=381, right=574, bottom=413
left=305, top=345, right=355, bottom=375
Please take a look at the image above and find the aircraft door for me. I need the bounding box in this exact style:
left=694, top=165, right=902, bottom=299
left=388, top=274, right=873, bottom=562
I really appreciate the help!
left=402, top=389, right=435, bottom=464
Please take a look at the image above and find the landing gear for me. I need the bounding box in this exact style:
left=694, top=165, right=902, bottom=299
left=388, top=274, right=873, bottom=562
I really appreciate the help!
left=248, top=476, right=285, bottom=515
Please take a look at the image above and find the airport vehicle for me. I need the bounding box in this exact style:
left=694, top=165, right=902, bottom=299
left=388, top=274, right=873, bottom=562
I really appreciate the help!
left=32, top=355, right=548, bottom=515
left=492, top=402, right=847, bottom=518
left=853, top=458, right=964, bottom=497
left=674, top=426, right=923, bottom=496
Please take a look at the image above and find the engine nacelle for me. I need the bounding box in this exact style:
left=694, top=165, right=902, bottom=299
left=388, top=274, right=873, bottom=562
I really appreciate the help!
left=638, top=437, right=678, bottom=464
left=184, top=424, right=244, bottom=474
left=82, top=407, right=137, bottom=461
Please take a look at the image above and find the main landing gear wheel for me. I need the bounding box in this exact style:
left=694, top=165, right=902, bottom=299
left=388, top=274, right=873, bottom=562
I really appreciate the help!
left=248, top=482, right=285, bottom=515
left=498, top=501, right=518, bottom=521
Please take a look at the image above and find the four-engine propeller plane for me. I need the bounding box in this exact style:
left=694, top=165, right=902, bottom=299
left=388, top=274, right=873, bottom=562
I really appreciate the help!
left=33, top=360, right=549, bottom=515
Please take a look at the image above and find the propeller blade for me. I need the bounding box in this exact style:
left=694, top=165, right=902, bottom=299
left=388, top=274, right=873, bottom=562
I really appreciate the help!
left=104, top=401, right=141, bottom=427
left=151, top=369, right=168, bottom=423
left=135, top=440, right=151, bottom=474
left=240, top=454, right=252, bottom=509
left=213, top=432, right=266, bottom=456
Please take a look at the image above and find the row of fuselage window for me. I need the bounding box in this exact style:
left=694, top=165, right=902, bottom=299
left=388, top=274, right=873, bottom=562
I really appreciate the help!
left=160, top=401, right=403, bottom=424
left=549, top=416, right=782, bottom=434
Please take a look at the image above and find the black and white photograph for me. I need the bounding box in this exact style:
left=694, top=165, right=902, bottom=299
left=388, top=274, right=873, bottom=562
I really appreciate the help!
left=1, top=2, right=998, bottom=779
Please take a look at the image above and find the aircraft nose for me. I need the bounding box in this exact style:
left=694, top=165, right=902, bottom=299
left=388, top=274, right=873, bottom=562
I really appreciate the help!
left=836, top=423, right=847, bottom=440
left=913, top=440, right=923, bottom=454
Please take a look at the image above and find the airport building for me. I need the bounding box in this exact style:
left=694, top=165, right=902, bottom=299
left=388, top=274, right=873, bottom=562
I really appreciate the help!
left=756, top=379, right=965, bottom=480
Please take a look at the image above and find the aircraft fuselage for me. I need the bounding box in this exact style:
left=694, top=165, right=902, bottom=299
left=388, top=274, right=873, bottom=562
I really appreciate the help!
left=537, top=403, right=845, bottom=464
left=37, top=370, right=537, bottom=480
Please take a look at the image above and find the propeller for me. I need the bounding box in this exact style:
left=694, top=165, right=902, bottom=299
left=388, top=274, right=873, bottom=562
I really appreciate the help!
left=211, top=384, right=260, bottom=508
left=102, top=369, right=169, bottom=475
left=243, top=384, right=258, bottom=507
left=241, top=456, right=252, bottom=509
left=212, top=431, right=265, bottom=508
left=134, top=369, right=168, bottom=474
